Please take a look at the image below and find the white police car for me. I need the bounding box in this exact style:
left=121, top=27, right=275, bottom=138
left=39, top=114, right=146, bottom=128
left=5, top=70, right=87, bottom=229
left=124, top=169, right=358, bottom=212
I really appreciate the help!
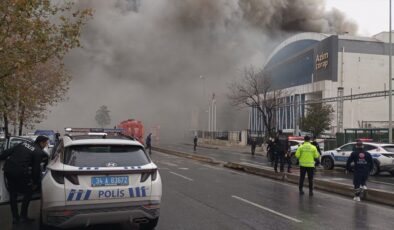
left=39, top=128, right=162, bottom=229
left=321, top=142, right=394, bottom=176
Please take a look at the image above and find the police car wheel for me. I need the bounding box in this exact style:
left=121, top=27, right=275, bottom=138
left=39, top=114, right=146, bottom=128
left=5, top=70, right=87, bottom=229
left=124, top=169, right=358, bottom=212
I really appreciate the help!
left=140, top=217, right=159, bottom=230
left=321, top=157, right=334, bottom=170
left=39, top=212, right=53, bottom=230
left=369, top=160, right=380, bottom=176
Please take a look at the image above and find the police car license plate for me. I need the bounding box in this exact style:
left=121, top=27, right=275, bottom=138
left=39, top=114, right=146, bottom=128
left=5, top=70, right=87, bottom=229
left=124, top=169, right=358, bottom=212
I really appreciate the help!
left=91, top=176, right=129, bottom=187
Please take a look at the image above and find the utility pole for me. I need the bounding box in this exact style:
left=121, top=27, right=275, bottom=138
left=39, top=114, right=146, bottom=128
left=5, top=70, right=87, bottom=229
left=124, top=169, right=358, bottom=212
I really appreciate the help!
left=389, top=0, right=393, bottom=143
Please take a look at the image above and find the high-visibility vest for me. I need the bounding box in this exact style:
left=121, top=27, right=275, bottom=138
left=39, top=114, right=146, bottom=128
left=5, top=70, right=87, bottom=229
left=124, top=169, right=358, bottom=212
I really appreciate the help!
left=295, top=142, right=319, bottom=167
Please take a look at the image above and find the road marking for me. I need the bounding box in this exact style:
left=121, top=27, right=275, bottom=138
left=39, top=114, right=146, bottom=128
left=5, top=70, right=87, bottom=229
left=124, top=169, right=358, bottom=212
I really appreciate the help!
left=169, top=171, right=194, bottom=181
left=179, top=168, right=189, bottom=170
left=201, top=164, right=244, bottom=175
left=231, top=195, right=302, bottom=223
left=160, top=161, right=179, bottom=167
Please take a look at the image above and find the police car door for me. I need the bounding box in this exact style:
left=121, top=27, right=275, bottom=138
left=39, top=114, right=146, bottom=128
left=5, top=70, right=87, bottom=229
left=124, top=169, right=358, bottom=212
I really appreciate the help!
left=0, top=137, right=31, bottom=204
left=335, top=143, right=355, bottom=166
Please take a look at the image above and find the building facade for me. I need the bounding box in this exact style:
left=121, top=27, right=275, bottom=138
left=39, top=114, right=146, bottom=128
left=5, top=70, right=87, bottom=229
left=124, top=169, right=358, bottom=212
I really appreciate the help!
left=249, top=32, right=394, bottom=135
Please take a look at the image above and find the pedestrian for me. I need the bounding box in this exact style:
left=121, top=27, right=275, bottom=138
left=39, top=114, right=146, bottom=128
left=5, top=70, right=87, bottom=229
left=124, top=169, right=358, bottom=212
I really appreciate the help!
left=266, top=137, right=275, bottom=165
left=193, top=135, right=198, bottom=151
left=145, top=133, right=152, bottom=155
left=0, top=135, right=49, bottom=224
left=295, top=135, right=319, bottom=196
left=54, top=131, right=61, bottom=146
left=346, top=140, right=373, bottom=201
left=274, top=130, right=290, bottom=173
left=251, top=137, right=257, bottom=156
left=311, top=136, right=322, bottom=168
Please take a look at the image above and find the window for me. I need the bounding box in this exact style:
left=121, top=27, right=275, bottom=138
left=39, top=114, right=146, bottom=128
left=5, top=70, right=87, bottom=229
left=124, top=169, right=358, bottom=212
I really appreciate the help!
left=382, top=145, right=394, bottom=152
left=9, top=138, right=29, bottom=149
left=63, top=145, right=150, bottom=167
left=364, top=144, right=377, bottom=151
left=52, top=141, right=64, bottom=160
left=340, top=144, right=354, bottom=151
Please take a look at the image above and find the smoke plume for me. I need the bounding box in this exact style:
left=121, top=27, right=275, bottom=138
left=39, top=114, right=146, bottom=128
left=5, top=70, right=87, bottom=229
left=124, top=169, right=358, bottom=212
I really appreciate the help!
left=38, top=0, right=357, bottom=141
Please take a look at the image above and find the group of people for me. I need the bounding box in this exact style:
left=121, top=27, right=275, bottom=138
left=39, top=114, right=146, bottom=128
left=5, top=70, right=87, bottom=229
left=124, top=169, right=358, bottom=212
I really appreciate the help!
left=265, top=131, right=373, bottom=201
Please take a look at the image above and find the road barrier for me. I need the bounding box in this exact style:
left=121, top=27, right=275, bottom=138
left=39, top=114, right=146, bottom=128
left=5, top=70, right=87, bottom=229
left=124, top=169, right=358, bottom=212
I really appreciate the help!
left=154, top=146, right=394, bottom=207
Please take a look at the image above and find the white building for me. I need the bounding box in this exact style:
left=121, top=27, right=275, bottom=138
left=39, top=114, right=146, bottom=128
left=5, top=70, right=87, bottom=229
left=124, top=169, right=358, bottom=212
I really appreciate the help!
left=249, top=32, right=394, bottom=135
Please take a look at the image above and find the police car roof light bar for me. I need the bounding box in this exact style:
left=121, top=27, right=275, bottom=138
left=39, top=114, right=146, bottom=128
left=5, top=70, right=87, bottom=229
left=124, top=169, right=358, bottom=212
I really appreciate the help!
left=64, top=128, right=124, bottom=136
left=65, top=128, right=124, bottom=134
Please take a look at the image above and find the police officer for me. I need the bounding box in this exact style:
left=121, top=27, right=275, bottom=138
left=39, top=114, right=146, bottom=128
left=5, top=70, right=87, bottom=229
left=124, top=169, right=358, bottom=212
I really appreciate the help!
left=311, top=136, right=322, bottom=167
left=0, top=135, right=49, bottom=224
left=274, top=130, right=290, bottom=173
left=146, top=133, right=152, bottom=155
left=346, top=140, right=373, bottom=201
left=295, top=135, right=319, bottom=196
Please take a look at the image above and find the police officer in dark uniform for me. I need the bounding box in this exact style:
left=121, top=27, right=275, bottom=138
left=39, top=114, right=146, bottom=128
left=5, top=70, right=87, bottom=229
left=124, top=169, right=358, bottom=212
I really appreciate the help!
left=146, top=133, right=152, bottom=155
left=274, top=130, right=290, bottom=173
left=0, top=135, right=49, bottom=224
left=311, top=136, right=322, bottom=167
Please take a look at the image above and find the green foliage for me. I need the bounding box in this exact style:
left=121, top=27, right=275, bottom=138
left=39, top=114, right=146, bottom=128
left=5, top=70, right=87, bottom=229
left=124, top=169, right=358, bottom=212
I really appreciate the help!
left=299, top=103, right=334, bottom=137
left=0, top=0, right=92, bottom=134
left=95, top=105, right=111, bottom=128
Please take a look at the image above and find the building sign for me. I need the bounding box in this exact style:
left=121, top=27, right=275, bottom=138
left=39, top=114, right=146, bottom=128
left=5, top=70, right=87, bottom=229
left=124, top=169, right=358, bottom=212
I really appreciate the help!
left=315, top=52, right=329, bottom=70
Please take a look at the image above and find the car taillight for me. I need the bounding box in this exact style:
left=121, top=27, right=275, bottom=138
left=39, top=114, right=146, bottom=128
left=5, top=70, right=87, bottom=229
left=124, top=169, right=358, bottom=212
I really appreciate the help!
left=151, top=169, right=158, bottom=181
left=51, top=171, right=64, bottom=184
left=65, top=175, right=79, bottom=185
left=140, top=169, right=158, bottom=182
left=140, top=172, right=150, bottom=182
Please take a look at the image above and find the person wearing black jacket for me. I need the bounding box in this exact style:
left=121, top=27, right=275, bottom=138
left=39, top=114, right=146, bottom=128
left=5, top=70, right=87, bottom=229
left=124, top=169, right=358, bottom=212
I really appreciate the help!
left=311, top=136, right=322, bottom=167
left=250, top=138, right=257, bottom=156
left=346, top=140, right=373, bottom=201
left=193, top=135, right=198, bottom=151
left=0, top=135, right=49, bottom=224
left=266, top=137, right=275, bottom=166
left=274, top=130, right=290, bottom=173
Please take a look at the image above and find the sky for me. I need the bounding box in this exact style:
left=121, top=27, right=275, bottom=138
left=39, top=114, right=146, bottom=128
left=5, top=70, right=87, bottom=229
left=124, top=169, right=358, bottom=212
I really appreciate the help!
left=326, top=0, right=389, bottom=36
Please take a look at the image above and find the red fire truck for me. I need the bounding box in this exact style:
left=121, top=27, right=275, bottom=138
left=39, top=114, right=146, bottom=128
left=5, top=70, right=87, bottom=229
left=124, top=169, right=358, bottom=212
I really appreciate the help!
left=117, top=119, right=145, bottom=144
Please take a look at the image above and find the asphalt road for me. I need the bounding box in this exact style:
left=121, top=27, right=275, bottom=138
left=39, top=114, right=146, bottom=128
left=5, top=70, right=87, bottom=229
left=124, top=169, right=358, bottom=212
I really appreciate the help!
left=1, top=150, right=394, bottom=230
left=160, top=143, right=394, bottom=191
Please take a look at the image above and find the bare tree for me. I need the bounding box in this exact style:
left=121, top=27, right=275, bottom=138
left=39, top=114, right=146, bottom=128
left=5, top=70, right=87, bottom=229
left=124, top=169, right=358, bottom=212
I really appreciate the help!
left=228, top=67, right=287, bottom=137
left=95, top=105, right=111, bottom=128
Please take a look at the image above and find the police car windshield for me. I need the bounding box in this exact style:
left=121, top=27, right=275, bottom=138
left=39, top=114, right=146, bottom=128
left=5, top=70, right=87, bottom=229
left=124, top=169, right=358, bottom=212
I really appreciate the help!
left=64, top=145, right=150, bottom=167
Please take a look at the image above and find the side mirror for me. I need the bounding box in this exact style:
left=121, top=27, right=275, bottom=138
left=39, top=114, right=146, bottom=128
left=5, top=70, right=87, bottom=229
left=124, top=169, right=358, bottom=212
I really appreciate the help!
left=336, top=148, right=341, bottom=151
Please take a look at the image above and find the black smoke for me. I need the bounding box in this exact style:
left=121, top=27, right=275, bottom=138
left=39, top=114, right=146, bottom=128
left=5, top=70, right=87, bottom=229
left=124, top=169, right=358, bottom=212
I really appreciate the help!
left=39, top=0, right=357, bottom=141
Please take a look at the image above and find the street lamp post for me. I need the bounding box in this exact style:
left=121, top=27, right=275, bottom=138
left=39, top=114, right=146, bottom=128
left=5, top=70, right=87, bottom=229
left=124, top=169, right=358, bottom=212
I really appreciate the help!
left=390, top=0, right=393, bottom=143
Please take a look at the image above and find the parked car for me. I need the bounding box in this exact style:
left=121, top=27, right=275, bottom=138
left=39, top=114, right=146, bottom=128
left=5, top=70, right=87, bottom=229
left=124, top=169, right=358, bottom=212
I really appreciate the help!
left=321, top=142, right=394, bottom=176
